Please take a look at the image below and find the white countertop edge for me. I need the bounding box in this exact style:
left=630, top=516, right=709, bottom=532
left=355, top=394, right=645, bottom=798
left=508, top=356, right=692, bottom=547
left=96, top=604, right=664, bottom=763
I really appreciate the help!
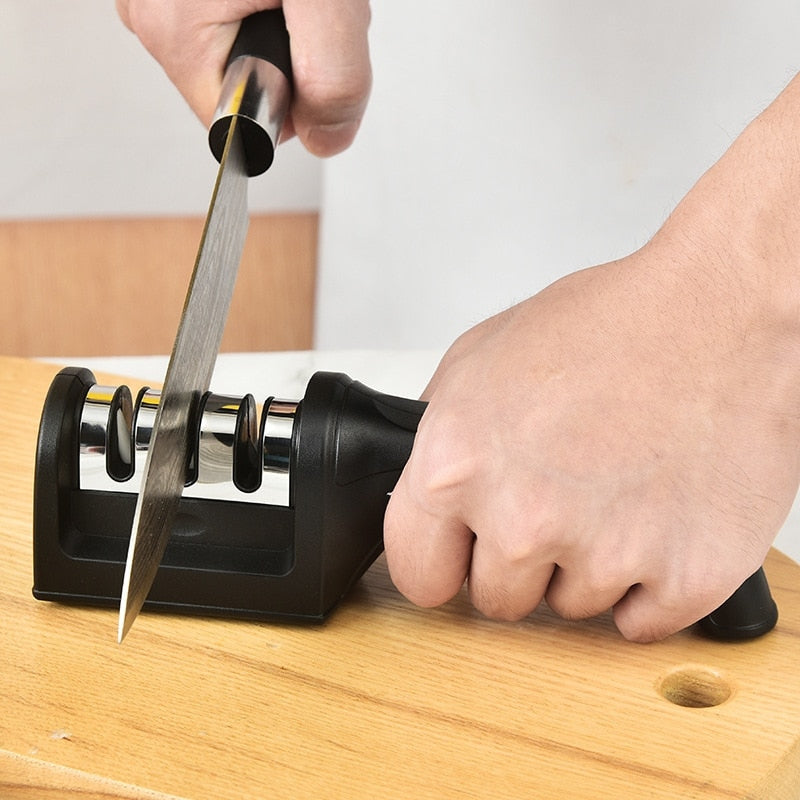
left=37, top=349, right=447, bottom=402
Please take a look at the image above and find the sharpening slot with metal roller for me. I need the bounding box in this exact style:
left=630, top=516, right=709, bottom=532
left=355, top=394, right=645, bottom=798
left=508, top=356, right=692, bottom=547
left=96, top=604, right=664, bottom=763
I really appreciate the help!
left=34, top=367, right=424, bottom=622
left=33, top=366, right=779, bottom=639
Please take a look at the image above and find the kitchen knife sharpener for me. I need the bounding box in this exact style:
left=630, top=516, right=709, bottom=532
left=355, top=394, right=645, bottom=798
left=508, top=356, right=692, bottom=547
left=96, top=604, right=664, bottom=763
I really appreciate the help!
left=33, top=367, right=778, bottom=639
left=34, top=367, right=421, bottom=623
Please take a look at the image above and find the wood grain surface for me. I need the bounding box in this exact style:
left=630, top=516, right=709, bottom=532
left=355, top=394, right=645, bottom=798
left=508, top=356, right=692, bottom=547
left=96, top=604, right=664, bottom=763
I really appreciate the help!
left=2, top=356, right=800, bottom=799
left=0, top=214, right=317, bottom=357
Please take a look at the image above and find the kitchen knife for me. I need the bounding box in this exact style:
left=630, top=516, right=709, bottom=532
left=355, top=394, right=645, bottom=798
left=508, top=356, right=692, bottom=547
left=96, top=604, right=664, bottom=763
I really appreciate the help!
left=118, top=10, right=292, bottom=642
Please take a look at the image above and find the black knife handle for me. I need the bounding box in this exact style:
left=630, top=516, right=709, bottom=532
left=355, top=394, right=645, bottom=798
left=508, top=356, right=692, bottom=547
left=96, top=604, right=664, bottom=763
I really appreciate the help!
left=209, top=9, right=293, bottom=176
left=226, top=9, right=292, bottom=79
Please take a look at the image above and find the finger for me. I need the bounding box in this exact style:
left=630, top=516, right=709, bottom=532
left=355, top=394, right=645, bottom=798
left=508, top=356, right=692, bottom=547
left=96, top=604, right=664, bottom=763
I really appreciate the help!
left=116, top=0, right=132, bottom=30
left=282, top=0, right=372, bottom=156
left=117, top=0, right=254, bottom=127
left=545, top=564, right=635, bottom=622
left=613, top=578, right=741, bottom=643
left=467, top=532, right=555, bottom=621
left=612, top=549, right=767, bottom=642
left=384, top=480, right=473, bottom=609
left=612, top=584, right=695, bottom=643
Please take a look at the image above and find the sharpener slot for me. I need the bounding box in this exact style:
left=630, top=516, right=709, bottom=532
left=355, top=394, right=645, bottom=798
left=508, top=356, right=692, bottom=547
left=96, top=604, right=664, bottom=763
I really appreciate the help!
left=235, top=394, right=260, bottom=492
left=79, top=384, right=134, bottom=489
left=134, top=386, right=159, bottom=472
left=78, top=382, right=298, bottom=507
left=196, top=393, right=244, bottom=488
left=72, top=380, right=298, bottom=578
left=260, top=397, right=296, bottom=505
left=108, top=386, right=134, bottom=481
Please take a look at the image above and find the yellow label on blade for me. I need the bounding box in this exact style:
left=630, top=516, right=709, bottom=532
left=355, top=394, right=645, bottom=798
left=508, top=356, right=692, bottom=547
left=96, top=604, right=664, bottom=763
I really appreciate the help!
left=227, top=78, right=247, bottom=115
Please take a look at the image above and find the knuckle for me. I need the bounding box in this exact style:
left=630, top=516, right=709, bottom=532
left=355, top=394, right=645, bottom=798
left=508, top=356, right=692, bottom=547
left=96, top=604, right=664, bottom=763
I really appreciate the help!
left=546, top=572, right=619, bottom=622
left=492, top=517, right=558, bottom=568
left=613, top=573, right=713, bottom=643
left=296, top=66, right=371, bottom=121
left=583, top=562, right=631, bottom=604
left=405, top=418, right=474, bottom=511
left=492, top=530, right=537, bottom=567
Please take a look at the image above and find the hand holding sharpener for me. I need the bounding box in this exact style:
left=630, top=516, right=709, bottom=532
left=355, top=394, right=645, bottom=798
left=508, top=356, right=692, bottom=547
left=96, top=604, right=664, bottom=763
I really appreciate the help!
left=33, top=367, right=777, bottom=640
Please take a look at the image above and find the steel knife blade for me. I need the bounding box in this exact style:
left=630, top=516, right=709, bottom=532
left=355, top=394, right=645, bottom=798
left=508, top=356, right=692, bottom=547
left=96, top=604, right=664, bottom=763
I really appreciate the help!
left=118, top=10, right=292, bottom=642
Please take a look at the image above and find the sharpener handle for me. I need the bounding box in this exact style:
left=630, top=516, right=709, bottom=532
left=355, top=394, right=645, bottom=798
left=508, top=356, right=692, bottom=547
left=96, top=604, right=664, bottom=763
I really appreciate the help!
left=209, top=9, right=293, bottom=176
left=327, top=380, right=777, bottom=640
left=698, top=566, right=778, bottom=640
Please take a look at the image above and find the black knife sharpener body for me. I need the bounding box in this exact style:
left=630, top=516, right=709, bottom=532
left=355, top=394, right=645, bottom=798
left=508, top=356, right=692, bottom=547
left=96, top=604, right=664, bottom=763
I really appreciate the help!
left=34, top=368, right=421, bottom=622
left=33, top=367, right=778, bottom=639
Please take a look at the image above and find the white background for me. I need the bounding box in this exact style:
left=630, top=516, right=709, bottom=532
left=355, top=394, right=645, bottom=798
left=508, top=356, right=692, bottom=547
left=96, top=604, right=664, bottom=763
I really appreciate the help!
left=0, top=1, right=320, bottom=217
left=318, top=1, right=800, bottom=348
left=3, top=1, right=799, bottom=347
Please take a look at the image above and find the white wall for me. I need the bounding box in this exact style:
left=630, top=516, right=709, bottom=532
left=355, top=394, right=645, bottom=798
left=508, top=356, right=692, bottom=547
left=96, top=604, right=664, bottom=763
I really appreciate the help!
left=6, top=1, right=799, bottom=337
left=0, top=1, right=320, bottom=217
left=316, top=1, right=800, bottom=349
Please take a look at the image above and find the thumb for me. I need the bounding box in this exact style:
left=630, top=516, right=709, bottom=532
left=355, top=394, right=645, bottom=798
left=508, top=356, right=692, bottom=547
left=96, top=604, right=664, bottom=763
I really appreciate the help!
left=282, top=0, right=372, bottom=156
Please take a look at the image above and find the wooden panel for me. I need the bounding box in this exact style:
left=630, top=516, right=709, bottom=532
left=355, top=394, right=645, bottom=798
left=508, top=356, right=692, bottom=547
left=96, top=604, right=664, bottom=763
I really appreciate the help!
left=0, top=214, right=317, bottom=356
left=3, top=355, right=800, bottom=799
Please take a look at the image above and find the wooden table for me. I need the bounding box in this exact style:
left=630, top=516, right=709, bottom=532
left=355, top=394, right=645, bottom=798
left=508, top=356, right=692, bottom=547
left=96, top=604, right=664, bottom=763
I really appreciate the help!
left=2, top=356, right=800, bottom=799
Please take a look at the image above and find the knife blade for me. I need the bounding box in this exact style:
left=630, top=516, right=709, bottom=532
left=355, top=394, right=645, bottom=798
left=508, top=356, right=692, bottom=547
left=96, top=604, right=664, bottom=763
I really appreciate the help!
left=118, top=10, right=292, bottom=642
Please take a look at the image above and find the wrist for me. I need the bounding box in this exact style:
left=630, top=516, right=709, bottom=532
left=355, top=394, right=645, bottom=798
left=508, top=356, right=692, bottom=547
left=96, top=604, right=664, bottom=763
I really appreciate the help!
left=652, top=72, right=800, bottom=336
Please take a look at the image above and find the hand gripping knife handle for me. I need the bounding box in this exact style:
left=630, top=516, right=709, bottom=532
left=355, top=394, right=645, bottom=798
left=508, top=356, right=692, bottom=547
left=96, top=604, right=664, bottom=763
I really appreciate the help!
left=33, top=368, right=777, bottom=640
left=209, top=8, right=292, bottom=177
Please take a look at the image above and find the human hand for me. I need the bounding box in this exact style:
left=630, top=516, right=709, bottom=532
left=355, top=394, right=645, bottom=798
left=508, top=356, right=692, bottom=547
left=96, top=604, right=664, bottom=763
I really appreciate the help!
left=116, top=0, right=371, bottom=157
left=384, top=78, right=800, bottom=641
